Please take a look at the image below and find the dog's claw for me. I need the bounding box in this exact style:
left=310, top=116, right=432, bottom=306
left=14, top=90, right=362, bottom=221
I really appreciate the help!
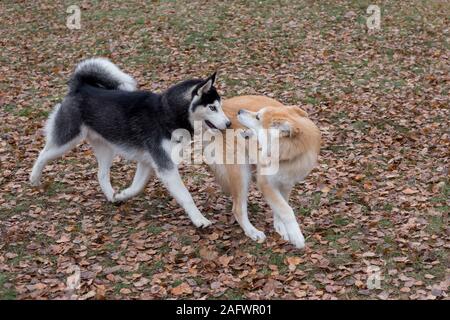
left=105, top=191, right=117, bottom=203
left=29, top=177, right=41, bottom=187
left=274, top=219, right=289, bottom=241
left=275, top=219, right=305, bottom=249
left=290, top=235, right=305, bottom=249
left=246, top=229, right=266, bottom=243
left=113, top=192, right=127, bottom=202
left=192, top=216, right=212, bottom=228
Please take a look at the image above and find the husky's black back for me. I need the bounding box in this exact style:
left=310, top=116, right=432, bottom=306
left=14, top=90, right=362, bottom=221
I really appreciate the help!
left=51, top=58, right=220, bottom=170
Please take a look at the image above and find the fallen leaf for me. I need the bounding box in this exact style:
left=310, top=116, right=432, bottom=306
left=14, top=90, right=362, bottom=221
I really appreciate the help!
left=171, top=282, right=192, bottom=295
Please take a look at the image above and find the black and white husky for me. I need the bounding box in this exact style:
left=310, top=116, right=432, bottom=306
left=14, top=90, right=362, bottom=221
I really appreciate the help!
left=30, top=58, right=230, bottom=228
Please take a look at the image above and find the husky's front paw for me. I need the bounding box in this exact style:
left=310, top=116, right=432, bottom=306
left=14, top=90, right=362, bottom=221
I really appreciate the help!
left=105, top=191, right=116, bottom=203
left=246, top=228, right=266, bottom=243
left=192, top=215, right=212, bottom=228
left=29, top=175, right=41, bottom=187
left=113, top=191, right=129, bottom=202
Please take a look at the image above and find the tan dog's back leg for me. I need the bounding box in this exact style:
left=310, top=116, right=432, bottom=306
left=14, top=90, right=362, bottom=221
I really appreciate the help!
left=228, top=164, right=266, bottom=242
left=273, top=184, right=293, bottom=242
left=257, top=175, right=305, bottom=249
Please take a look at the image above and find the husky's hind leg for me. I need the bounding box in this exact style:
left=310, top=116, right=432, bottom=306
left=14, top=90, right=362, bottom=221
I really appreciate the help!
left=89, top=139, right=116, bottom=202
left=114, top=162, right=154, bottom=202
left=30, top=140, right=82, bottom=186
left=30, top=103, right=84, bottom=186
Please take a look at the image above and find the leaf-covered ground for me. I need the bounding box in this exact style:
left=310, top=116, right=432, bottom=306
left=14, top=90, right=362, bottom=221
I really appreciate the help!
left=0, top=0, right=448, bottom=300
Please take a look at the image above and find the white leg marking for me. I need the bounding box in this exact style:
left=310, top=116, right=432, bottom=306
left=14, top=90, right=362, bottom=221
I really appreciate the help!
left=274, top=214, right=289, bottom=241
left=30, top=139, right=81, bottom=186
left=114, top=162, right=153, bottom=202
left=240, top=206, right=266, bottom=242
left=90, top=140, right=115, bottom=202
left=259, top=180, right=305, bottom=249
left=273, top=207, right=305, bottom=249
left=156, top=167, right=212, bottom=228
left=274, top=184, right=292, bottom=240
left=232, top=166, right=266, bottom=242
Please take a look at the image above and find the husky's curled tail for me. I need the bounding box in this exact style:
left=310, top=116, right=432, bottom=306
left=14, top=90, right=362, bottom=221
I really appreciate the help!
left=69, top=57, right=137, bottom=93
left=30, top=58, right=137, bottom=187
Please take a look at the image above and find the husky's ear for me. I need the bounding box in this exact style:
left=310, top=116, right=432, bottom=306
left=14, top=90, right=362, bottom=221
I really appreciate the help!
left=208, top=71, right=217, bottom=86
left=286, top=105, right=308, bottom=118
left=194, top=72, right=217, bottom=97
left=270, top=121, right=299, bottom=137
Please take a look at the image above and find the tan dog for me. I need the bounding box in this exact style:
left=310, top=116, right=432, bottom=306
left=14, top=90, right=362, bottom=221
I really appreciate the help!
left=208, top=95, right=321, bottom=248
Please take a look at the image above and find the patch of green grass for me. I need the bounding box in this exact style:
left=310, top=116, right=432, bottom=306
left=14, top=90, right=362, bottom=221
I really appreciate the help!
left=303, top=96, right=320, bottom=105
left=34, top=233, right=54, bottom=246
left=1, top=200, right=31, bottom=218
left=375, top=235, right=398, bottom=257
left=3, top=104, right=15, bottom=113
left=297, top=206, right=312, bottom=217
left=223, top=289, right=244, bottom=300
left=327, top=145, right=347, bottom=153
left=16, top=107, right=32, bottom=117
left=45, top=182, right=70, bottom=196
left=352, top=120, right=369, bottom=132
left=147, top=225, right=164, bottom=235
left=435, top=205, right=449, bottom=213
left=248, top=202, right=263, bottom=215
left=113, top=282, right=131, bottom=295
left=311, top=192, right=322, bottom=209
left=135, top=17, right=145, bottom=25
left=260, top=266, right=272, bottom=276
left=0, top=274, right=16, bottom=300
left=329, top=253, right=352, bottom=266
left=103, top=240, right=121, bottom=253
left=268, top=251, right=288, bottom=274
left=139, top=260, right=165, bottom=277
left=37, top=110, right=50, bottom=119
left=193, top=276, right=205, bottom=286
left=325, top=230, right=340, bottom=243
left=333, top=216, right=350, bottom=226
left=247, top=242, right=264, bottom=256
left=412, top=249, right=447, bottom=283
left=378, top=218, right=393, bottom=228
left=426, top=215, right=445, bottom=234
left=349, top=240, right=363, bottom=252
left=172, top=279, right=183, bottom=287
left=179, top=235, right=192, bottom=245
left=3, top=243, right=30, bottom=268
left=158, top=243, right=171, bottom=254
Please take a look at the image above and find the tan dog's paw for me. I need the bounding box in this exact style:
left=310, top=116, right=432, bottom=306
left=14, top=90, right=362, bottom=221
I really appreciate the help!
left=246, top=228, right=266, bottom=243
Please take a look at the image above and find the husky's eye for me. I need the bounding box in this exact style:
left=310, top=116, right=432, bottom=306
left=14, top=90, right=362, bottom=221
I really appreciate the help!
left=209, top=105, right=217, bottom=112
left=256, top=114, right=260, bottom=120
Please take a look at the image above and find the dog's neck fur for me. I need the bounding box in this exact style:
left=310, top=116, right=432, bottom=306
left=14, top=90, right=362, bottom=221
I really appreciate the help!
left=160, top=92, right=193, bottom=135
left=159, top=79, right=204, bottom=135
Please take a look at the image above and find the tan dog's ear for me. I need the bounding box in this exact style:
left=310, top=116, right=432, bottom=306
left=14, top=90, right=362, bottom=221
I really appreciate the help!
left=286, top=105, right=308, bottom=118
left=270, top=121, right=299, bottom=137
